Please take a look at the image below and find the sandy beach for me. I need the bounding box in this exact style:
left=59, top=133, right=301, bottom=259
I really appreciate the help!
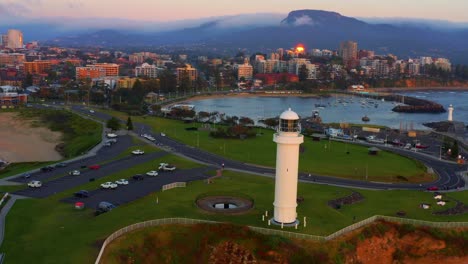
left=0, top=113, right=63, bottom=163
left=180, top=92, right=321, bottom=103
left=174, top=87, right=468, bottom=104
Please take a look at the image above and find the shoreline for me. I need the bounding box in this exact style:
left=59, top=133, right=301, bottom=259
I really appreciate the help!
left=179, top=87, right=468, bottom=103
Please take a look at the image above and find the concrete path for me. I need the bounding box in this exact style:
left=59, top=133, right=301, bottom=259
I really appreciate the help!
left=0, top=194, right=28, bottom=248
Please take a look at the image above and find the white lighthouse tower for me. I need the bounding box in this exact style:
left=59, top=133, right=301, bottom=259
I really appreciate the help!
left=273, top=108, right=304, bottom=224
left=448, top=104, right=454, bottom=121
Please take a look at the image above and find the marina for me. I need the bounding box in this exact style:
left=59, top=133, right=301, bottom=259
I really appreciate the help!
left=186, top=90, right=468, bottom=130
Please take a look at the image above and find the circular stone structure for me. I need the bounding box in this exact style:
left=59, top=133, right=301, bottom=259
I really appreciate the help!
left=196, top=196, right=253, bottom=214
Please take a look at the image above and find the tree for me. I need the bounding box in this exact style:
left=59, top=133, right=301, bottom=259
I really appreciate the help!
left=298, top=64, right=309, bottom=82
left=126, top=117, right=133, bottom=131
left=452, top=141, right=459, bottom=158
left=23, top=73, right=33, bottom=88
left=106, top=117, right=121, bottom=131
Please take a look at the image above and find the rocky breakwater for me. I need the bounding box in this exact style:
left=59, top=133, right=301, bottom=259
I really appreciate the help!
left=390, top=94, right=446, bottom=113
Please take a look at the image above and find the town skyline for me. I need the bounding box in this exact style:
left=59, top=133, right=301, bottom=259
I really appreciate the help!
left=1, top=0, right=468, bottom=23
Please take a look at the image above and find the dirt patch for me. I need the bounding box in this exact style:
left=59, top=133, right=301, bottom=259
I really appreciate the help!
left=343, top=221, right=468, bottom=264
left=0, top=112, right=63, bottom=162
left=328, top=191, right=364, bottom=209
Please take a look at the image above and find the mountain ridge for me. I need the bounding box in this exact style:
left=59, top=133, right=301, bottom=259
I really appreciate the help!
left=42, top=10, right=468, bottom=63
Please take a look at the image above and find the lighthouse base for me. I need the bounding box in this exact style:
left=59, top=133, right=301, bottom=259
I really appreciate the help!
left=270, top=218, right=300, bottom=227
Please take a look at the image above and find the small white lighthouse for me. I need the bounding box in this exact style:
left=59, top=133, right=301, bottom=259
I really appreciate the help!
left=273, top=108, right=304, bottom=224
left=448, top=104, right=454, bottom=121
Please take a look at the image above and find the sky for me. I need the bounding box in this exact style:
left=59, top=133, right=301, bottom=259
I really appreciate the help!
left=1, top=0, right=468, bottom=22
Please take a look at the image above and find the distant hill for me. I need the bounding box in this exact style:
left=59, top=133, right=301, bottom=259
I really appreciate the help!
left=45, top=10, right=468, bottom=63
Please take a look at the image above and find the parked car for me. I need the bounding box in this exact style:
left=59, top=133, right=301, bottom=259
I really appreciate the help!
left=28, top=180, right=42, bottom=188
left=132, top=174, right=144, bottom=181
left=131, top=149, right=145, bottom=155
left=146, top=170, right=159, bottom=177
left=89, top=109, right=95, bottom=113
left=69, top=170, right=81, bottom=176
left=41, top=166, right=54, bottom=172
left=74, top=190, right=89, bottom=198
left=427, top=186, right=439, bottom=191
left=106, top=133, right=118, bottom=138
left=89, top=164, right=101, bottom=170
left=55, top=162, right=68, bottom=168
left=115, top=179, right=129, bottom=185
left=160, top=132, right=166, bottom=137
left=96, top=201, right=116, bottom=214
left=158, top=163, right=176, bottom=172
left=23, top=173, right=31, bottom=179
left=106, top=139, right=117, bottom=144
left=101, top=182, right=118, bottom=189
left=103, top=142, right=112, bottom=147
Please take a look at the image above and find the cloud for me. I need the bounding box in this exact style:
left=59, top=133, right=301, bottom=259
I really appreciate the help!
left=293, top=15, right=316, bottom=26
left=0, top=2, right=32, bottom=17
left=67, top=0, right=84, bottom=9
left=214, top=13, right=284, bottom=29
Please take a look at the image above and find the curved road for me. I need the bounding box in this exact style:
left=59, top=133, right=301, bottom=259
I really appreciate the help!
left=71, top=105, right=466, bottom=191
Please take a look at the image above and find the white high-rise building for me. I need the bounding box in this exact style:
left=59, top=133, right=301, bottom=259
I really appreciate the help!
left=6, top=29, right=23, bottom=49
left=273, top=108, right=304, bottom=225
left=135, top=63, right=159, bottom=78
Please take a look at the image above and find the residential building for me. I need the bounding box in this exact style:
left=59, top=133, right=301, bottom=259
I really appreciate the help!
left=434, top=58, right=451, bottom=71
left=375, top=60, right=389, bottom=76
left=408, top=62, right=420, bottom=75
left=90, top=63, right=119, bottom=76
left=236, top=59, right=253, bottom=80
left=176, top=64, right=198, bottom=84
left=358, top=50, right=375, bottom=59
left=0, top=53, right=25, bottom=66
left=135, top=63, right=159, bottom=78
left=76, top=66, right=106, bottom=79
left=420, top=57, right=433, bottom=65
left=117, top=77, right=138, bottom=89
left=6, top=29, right=23, bottom=49
left=339, top=41, right=358, bottom=68
left=23, top=60, right=51, bottom=75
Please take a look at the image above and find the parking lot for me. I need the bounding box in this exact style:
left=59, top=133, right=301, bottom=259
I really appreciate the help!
left=61, top=166, right=214, bottom=209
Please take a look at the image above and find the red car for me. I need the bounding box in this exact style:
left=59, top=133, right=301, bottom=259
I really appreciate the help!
left=88, top=165, right=100, bottom=170
left=427, top=186, right=439, bottom=191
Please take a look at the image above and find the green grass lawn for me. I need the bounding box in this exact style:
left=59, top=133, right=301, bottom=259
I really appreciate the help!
left=1, top=167, right=466, bottom=264
left=95, top=109, right=427, bottom=182
left=0, top=162, right=53, bottom=179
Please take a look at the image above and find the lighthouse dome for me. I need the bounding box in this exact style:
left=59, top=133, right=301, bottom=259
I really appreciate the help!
left=279, top=108, right=299, bottom=120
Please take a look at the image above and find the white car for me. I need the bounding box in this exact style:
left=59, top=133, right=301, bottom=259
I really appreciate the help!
left=69, top=170, right=80, bottom=176
left=160, top=132, right=166, bottom=137
left=146, top=170, right=159, bottom=176
left=106, top=133, right=118, bottom=138
left=147, top=136, right=155, bottom=141
left=132, top=149, right=145, bottom=155
left=28, top=180, right=42, bottom=188
left=89, top=109, right=95, bottom=113
left=158, top=163, right=176, bottom=171
left=101, top=182, right=118, bottom=189
left=115, top=179, right=129, bottom=185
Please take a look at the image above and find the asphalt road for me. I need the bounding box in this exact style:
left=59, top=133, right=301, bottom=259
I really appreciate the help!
left=70, top=105, right=466, bottom=191
left=13, top=151, right=168, bottom=198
